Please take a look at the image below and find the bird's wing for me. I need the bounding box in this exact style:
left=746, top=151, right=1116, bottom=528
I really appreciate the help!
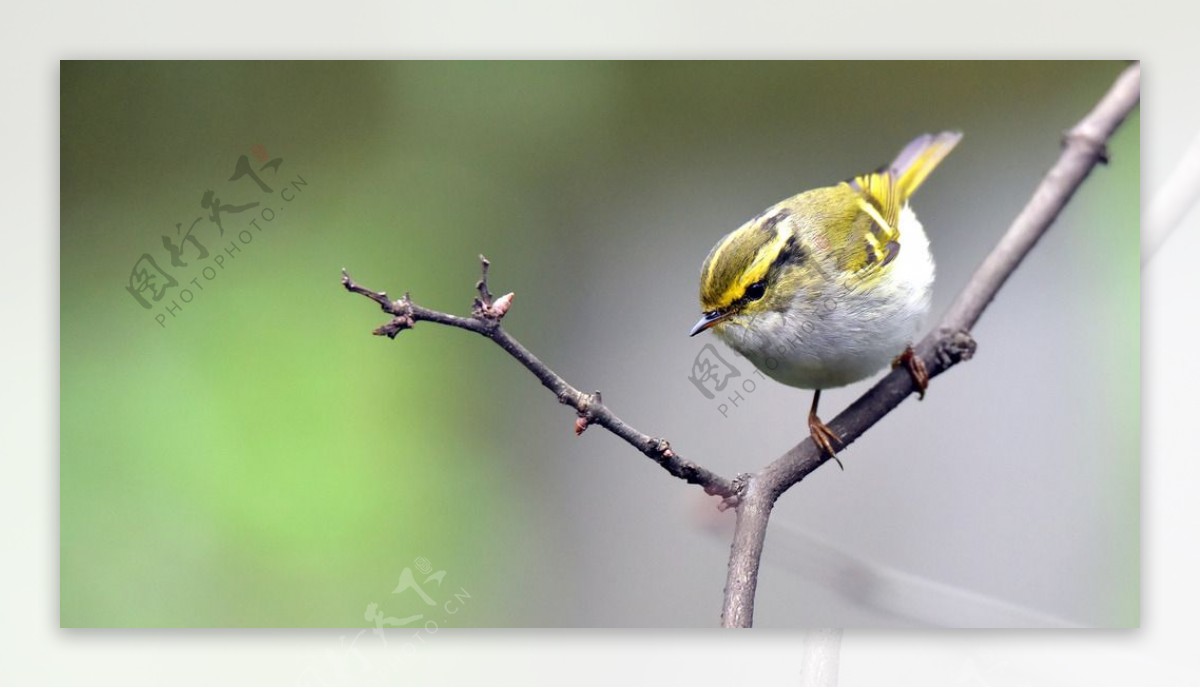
left=843, top=131, right=962, bottom=270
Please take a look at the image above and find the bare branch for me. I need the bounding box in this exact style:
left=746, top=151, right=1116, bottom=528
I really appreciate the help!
left=342, top=260, right=737, bottom=499
left=720, top=62, right=1141, bottom=628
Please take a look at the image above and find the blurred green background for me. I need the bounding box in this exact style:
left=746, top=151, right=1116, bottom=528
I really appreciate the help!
left=61, top=61, right=1138, bottom=628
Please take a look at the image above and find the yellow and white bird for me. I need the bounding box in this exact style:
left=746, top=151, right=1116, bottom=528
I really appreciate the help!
left=689, top=132, right=962, bottom=463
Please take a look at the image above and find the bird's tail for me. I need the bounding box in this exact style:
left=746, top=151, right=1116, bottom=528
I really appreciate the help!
left=890, top=131, right=963, bottom=201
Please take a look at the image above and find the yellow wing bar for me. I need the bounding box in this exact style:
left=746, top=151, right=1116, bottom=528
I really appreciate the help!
left=848, top=131, right=962, bottom=244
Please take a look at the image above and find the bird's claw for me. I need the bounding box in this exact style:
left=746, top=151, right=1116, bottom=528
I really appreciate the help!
left=808, top=414, right=844, bottom=470
left=893, top=345, right=929, bottom=400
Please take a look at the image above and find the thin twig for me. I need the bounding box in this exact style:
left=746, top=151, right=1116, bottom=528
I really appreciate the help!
left=719, top=62, right=1141, bottom=628
left=342, top=262, right=737, bottom=499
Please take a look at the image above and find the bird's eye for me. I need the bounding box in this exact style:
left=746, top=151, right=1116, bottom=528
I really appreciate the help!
left=744, top=281, right=766, bottom=301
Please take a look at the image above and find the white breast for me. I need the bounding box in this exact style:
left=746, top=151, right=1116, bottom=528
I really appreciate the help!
left=716, top=205, right=935, bottom=390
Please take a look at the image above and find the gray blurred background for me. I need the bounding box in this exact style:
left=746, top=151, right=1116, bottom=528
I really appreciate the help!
left=62, top=61, right=1137, bottom=628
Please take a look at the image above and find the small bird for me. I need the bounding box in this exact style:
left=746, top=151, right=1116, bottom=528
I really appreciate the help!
left=689, top=132, right=962, bottom=465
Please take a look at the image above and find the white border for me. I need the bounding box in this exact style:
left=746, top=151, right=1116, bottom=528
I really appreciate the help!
left=2, top=1, right=1191, bottom=684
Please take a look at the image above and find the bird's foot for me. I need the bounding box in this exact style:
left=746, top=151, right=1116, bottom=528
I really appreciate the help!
left=808, top=412, right=844, bottom=470
left=893, top=345, right=929, bottom=400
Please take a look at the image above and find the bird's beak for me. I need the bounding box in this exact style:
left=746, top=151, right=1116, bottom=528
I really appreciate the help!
left=689, top=311, right=728, bottom=337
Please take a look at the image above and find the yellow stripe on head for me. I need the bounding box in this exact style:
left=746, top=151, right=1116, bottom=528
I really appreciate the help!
left=700, top=207, right=792, bottom=311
